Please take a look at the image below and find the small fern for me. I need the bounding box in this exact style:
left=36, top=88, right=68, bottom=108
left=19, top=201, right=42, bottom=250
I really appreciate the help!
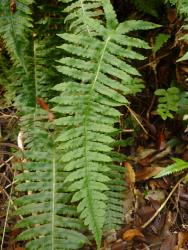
left=155, top=158, right=188, bottom=178
left=155, top=87, right=180, bottom=120
left=53, top=0, right=159, bottom=246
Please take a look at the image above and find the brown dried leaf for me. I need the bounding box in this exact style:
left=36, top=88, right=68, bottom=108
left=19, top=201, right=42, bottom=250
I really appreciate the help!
left=10, top=0, right=16, bottom=13
left=160, top=234, right=177, bottom=250
left=137, top=206, right=155, bottom=223
left=123, top=228, right=144, bottom=241
left=136, top=166, right=163, bottom=182
left=111, top=240, right=128, bottom=250
left=157, top=131, right=166, bottom=151
left=178, top=231, right=188, bottom=249
left=124, top=162, right=135, bottom=187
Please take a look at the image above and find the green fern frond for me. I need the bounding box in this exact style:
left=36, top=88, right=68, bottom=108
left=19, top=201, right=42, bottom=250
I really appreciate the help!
left=155, top=87, right=180, bottom=120
left=155, top=158, right=188, bottom=178
left=0, top=0, right=33, bottom=72
left=166, top=0, right=188, bottom=14
left=104, top=164, right=125, bottom=230
left=53, top=1, right=159, bottom=246
left=14, top=116, right=87, bottom=250
left=61, top=0, right=103, bottom=35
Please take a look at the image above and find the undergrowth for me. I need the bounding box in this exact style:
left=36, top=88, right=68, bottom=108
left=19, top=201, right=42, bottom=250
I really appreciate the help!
left=0, top=0, right=187, bottom=249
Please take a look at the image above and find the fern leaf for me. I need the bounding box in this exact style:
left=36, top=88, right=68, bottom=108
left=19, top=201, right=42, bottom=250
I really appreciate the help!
left=61, top=0, right=103, bottom=35
left=14, top=118, right=87, bottom=250
left=155, top=87, right=180, bottom=120
left=155, top=158, right=188, bottom=178
left=53, top=3, right=159, bottom=246
left=104, top=164, right=125, bottom=230
left=0, top=0, right=33, bottom=72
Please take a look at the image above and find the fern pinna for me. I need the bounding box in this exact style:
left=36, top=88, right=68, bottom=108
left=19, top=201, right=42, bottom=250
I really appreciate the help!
left=53, top=0, right=159, bottom=247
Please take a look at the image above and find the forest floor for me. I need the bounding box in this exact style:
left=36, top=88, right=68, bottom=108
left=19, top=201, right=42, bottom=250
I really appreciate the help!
left=0, top=1, right=188, bottom=250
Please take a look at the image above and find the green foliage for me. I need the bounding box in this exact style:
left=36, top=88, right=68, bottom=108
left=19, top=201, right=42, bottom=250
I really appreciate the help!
left=155, top=87, right=180, bottom=120
left=0, top=0, right=163, bottom=249
left=104, top=164, right=125, bottom=230
left=14, top=114, right=87, bottom=250
left=0, top=0, right=33, bottom=72
left=155, top=158, right=188, bottom=178
left=52, top=1, right=159, bottom=246
left=131, top=0, right=163, bottom=17
left=178, top=91, right=188, bottom=116
left=167, top=0, right=188, bottom=64
left=152, top=33, right=170, bottom=54
left=61, top=0, right=103, bottom=35
left=171, top=0, right=188, bottom=16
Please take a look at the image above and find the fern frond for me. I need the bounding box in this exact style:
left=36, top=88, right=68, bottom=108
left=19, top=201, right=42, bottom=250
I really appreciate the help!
left=15, top=116, right=87, bottom=250
left=61, top=0, right=103, bottom=35
left=155, top=87, right=180, bottom=120
left=155, top=158, right=188, bottom=178
left=104, top=164, right=125, bottom=230
left=53, top=1, right=159, bottom=246
left=0, top=0, right=33, bottom=72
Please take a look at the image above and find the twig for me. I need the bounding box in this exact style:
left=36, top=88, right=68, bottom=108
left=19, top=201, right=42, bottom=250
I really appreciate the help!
left=0, top=156, right=14, bottom=169
left=126, top=106, right=148, bottom=135
left=138, top=52, right=171, bottom=71
left=141, top=176, right=185, bottom=229
left=0, top=174, right=14, bottom=250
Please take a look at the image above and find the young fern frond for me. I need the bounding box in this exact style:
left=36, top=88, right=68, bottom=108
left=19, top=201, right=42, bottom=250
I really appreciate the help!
left=155, top=158, right=188, bottom=178
left=53, top=1, right=159, bottom=246
left=15, top=114, right=87, bottom=250
left=0, top=0, right=33, bottom=72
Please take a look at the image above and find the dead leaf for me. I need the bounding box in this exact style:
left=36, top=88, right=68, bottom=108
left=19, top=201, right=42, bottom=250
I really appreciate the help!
left=167, top=8, right=177, bottom=23
left=36, top=97, right=50, bottom=112
left=136, top=166, right=163, bottom=182
left=157, top=131, right=166, bottom=151
left=111, top=240, right=128, bottom=250
left=123, top=228, right=144, bottom=241
left=137, top=206, right=155, bottom=223
left=137, top=147, right=156, bottom=160
left=160, top=234, right=177, bottom=250
left=145, top=190, right=165, bottom=203
left=178, top=231, right=188, bottom=249
left=10, top=0, right=16, bottom=13
left=124, top=162, right=135, bottom=187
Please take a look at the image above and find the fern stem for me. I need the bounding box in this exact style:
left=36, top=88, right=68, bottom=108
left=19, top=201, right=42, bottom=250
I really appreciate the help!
left=51, top=155, right=56, bottom=249
left=80, top=0, right=91, bottom=36
left=82, top=36, right=111, bottom=246
left=0, top=173, right=15, bottom=250
left=91, top=36, right=110, bottom=90
left=141, top=176, right=184, bottom=229
left=33, top=40, right=38, bottom=113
